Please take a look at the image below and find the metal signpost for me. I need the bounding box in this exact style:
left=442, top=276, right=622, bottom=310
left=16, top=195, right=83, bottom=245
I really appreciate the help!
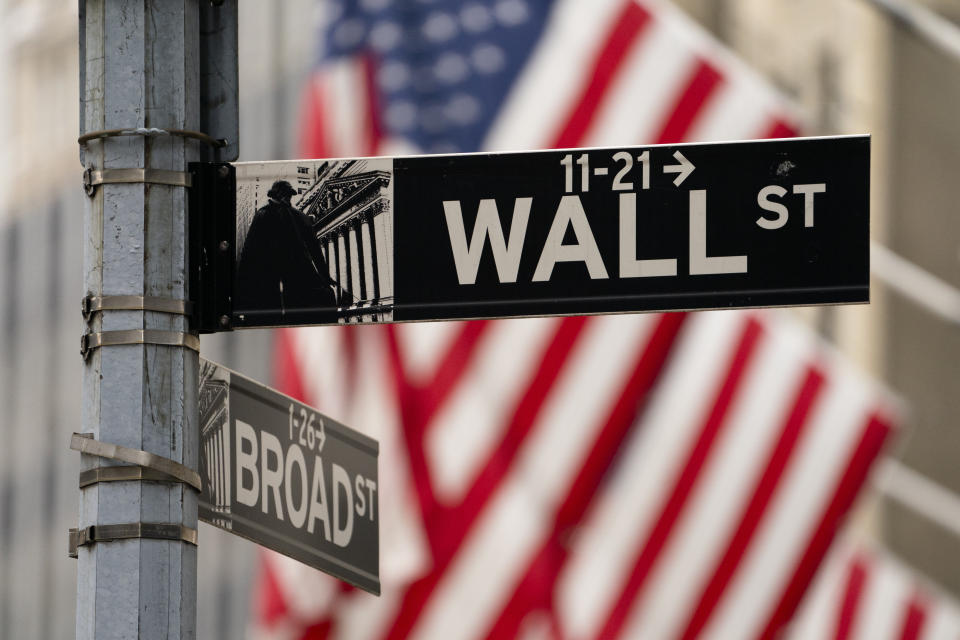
left=76, top=2, right=202, bottom=638
left=197, top=359, right=380, bottom=595
left=76, top=0, right=869, bottom=631
left=190, top=136, right=870, bottom=331
left=75, top=1, right=239, bottom=637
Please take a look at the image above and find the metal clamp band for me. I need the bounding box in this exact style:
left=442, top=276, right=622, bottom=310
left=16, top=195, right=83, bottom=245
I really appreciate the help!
left=70, top=433, right=202, bottom=491
left=81, top=295, right=193, bottom=322
left=78, top=127, right=227, bottom=148
left=80, top=329, right=200, bottom=361
left=69, top=523, right=198, bottom=558
left=79, top=465, right=186, bottom=488
left=83, top=168, right=192, bottom=196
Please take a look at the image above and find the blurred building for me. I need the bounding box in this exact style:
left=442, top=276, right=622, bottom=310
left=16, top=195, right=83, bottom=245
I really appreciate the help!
left=676, top=0, right=960, bottom=599
left=0, top=0, right=958, bottom=637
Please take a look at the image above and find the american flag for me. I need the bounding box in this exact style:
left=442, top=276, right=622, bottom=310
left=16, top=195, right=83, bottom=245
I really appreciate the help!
left=789, top=538, right=960, bottom=640
left=254, top=1, right=902, bottom=638
left=298, top=0, right=797, bottom=157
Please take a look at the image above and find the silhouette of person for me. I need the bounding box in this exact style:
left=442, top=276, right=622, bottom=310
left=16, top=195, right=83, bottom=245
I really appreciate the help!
left=236, top=180, right=341, bottom=321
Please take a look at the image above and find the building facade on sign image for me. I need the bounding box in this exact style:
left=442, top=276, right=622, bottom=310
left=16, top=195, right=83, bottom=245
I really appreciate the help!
left=235, top=159, right=394, bottom=325
left=199, top=360, right=233, bottom=531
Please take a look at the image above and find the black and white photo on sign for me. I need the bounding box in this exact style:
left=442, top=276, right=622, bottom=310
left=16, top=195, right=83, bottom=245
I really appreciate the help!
left=235, top=158, right=394, bottom=324
left=199, top=359, right=233, bottom=531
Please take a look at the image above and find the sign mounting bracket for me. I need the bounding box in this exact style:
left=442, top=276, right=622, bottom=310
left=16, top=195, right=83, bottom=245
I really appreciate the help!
left=189, top=162, right=236, bottom=333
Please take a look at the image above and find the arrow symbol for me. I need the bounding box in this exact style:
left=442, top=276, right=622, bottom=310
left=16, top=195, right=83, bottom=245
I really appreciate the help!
left=663, top=150, right=695, bottom=186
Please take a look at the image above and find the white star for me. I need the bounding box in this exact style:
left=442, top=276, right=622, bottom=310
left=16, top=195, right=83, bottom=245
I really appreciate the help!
left=369, top=21, right=402, bottom=51
left=446, top=93, right=482, bottom=125
left=385, top=101, right=418, bottom=131
left=422, top=12, right=458, bottom=42
left=434, top=52, right=470, bottom=84
left=378, top=61, right=412, bottom=91
left=472, top=43, right=506, bottom=74
left=494, top=0, right=529, bottom=26
left=461, top=4, right=494, bottom=33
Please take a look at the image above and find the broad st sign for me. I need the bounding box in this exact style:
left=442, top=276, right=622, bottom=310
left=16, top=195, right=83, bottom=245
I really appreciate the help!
left=198, top=359, right=379, bottom=594
left=190, top=135, right=869, bottom=330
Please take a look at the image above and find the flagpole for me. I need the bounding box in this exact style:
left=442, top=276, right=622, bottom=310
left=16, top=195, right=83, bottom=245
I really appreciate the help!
left=870, top=242, right=960, bottom=326
left=874, top=459, right=960, bottom=540
left=862, top=0, right=960, bottom=63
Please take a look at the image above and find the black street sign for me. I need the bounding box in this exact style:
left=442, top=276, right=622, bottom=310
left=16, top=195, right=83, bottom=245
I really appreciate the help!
left=198, top=358, right=379, bottom=595
left=190, top=135, right=869, bottom=331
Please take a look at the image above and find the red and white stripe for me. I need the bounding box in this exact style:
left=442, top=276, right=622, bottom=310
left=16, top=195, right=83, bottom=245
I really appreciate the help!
left=300, top=55, right=377, bottom=159
left=788, top=539, right=960, bottom=640
left=256, top=310, right=897, bottom=640
left=484, top=0, right=799, bottom=151
left=300, top=0, right=800, bottom=160
left=255, top=1, right=906, bottom=639
left=556, top=312, right=897, bottom=640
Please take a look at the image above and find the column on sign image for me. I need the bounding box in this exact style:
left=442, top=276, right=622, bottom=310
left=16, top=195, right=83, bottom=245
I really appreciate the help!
left=338, top=229, right=351, bottom=305
left=199, top=377, right=232, bottom=529
left=372, top=204, right=392, bottom=302
left=309, top=166, right=393, bottom=322
left=360, top=211, right=381, bottom=308
left=326, top=236, right=338, bottom=297
left=318, top=211, right=389, bottom=318
left=362, top=207, right=392, bottom=307
left=349, top=222, right=364, bottom=304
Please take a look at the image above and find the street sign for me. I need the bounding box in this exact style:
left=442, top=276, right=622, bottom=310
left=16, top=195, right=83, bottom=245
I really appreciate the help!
left=190, top=135, right=869, bottom=331
left=197, top=358, right=379, bottom=595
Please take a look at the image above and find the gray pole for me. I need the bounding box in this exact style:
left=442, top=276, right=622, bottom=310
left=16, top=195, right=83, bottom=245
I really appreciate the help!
left=78, top=1, right=199, bottom=638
